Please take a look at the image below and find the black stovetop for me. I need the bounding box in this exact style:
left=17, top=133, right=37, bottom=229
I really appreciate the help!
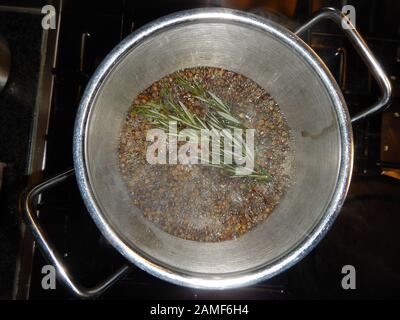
left=3, top=0, right=400, bottom=299
left=0, top=2, right=46, bottom=299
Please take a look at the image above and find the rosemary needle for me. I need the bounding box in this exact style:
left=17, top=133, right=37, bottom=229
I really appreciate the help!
left=132, top=76, right=269, bottom=181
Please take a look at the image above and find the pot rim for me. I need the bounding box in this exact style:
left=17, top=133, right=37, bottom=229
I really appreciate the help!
left=73, top=7, right=353, bottom=289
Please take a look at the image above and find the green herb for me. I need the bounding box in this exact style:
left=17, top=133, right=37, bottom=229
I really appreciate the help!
left=132, top=75, right=268, bottom=181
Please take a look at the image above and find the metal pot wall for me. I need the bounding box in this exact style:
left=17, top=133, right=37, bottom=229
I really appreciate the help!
left=23, top=7, right=391, bottom=298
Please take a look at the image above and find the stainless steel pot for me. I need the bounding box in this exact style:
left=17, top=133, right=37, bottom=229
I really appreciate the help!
left=23, top=7, right=392, bottom=298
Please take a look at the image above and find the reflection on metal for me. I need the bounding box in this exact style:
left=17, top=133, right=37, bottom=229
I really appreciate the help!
left=0, top=35, right=10, bottom=93
left=380, top=106, right=400, bottom=180
left=336, top=47, right=347, bottom=90
left=295, top=7, right=392, bottom=123
left=77, top=32, right=91, bottom=97
left=0, top=5, right=42, bottom=15
left=22, top=169, right=131, bottom=299
left=13, top=0, right=63, bottom=300
left=381, top=169, right=400, bottom=181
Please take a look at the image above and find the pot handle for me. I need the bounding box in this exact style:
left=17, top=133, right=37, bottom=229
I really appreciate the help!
left=21, top=169, right=131, bottom=299
left=294, top=7, right=392, bottom=122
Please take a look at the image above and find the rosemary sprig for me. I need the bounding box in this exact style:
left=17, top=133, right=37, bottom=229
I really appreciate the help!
left=132, top=76, right=268, bottom=181
left=175, top=75, right=246, bottom=129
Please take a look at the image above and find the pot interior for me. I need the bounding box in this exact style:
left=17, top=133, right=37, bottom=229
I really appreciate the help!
left=82, top=17, right=346, bottom=279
